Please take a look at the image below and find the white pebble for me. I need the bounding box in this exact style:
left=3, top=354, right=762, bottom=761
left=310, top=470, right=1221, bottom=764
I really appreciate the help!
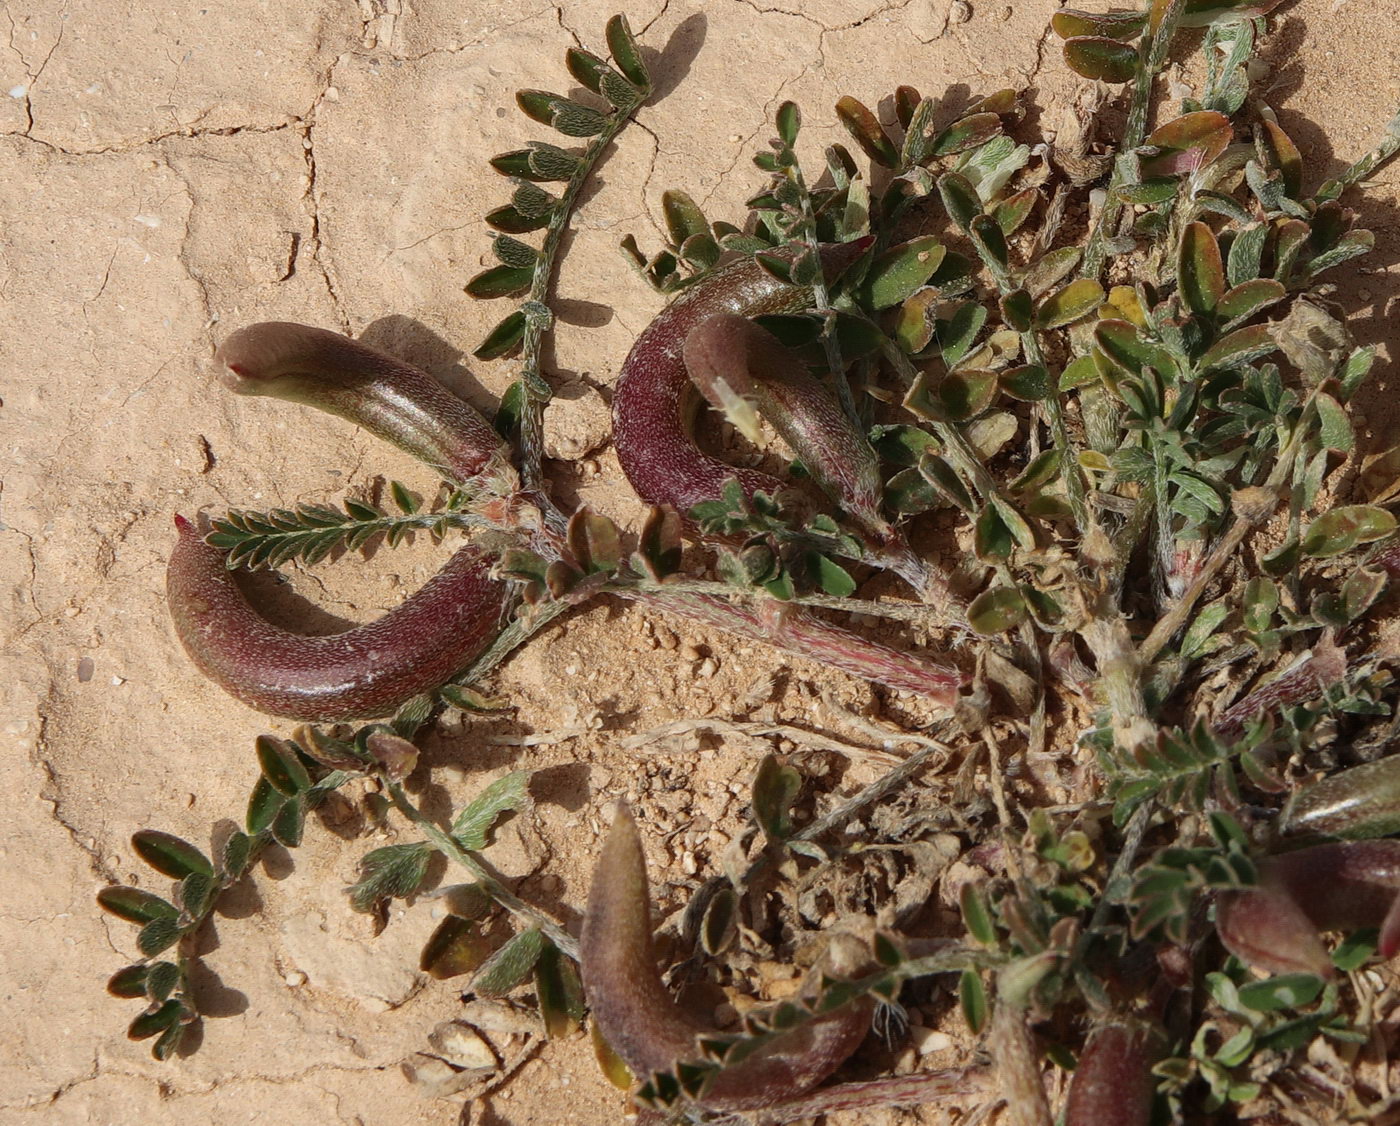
left=910, top=1025, right=954, bottom=1055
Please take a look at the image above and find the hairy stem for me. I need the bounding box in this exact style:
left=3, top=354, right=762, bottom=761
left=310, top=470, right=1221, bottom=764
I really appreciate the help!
left=1139, top=389, right=1319, bottom=664
left=517, top=105, right=650, bottom=494
left=1080, top=0, right=1186, bottom=281
left=384, top=780, right=579, bottom=960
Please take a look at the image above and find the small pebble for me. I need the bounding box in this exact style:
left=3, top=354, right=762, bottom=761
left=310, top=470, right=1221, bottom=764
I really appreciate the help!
left=950, top=0, right=972, bottom=24
left=696, top=657, right=718, bottom=678
left=428, top=1021, right=497, bottom=1071
left=284, top=970, right=308, bottom=987
left=910, top=1025, right=955, bottom=1055
left=76, top=657, right=94, bottom=683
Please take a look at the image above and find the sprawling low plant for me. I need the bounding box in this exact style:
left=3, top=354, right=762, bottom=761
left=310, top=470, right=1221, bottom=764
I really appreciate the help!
left=99, top=3, right=1400, bottom=1121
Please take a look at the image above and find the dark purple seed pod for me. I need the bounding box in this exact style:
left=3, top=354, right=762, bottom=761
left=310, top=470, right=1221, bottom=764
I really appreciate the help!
left=1216, top=883, right=1332, bottom=978
left=682, top=313, right=891, bottom=544
left=166, top=515, right=507, bottom=721
left=1216, top=840, right=1400, bottom=977
left=216, top=322, right=509, bottom=485
left=612, top=243, right=869, bottom=520
left=1063, top=1022, right=1156, bottom=1126
left=581, top=804, right=873, bottom=1112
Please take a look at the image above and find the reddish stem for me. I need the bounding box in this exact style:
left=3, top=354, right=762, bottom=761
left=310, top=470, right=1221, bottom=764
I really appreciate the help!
left=581, top=805, right=873, bottom=1112
left=1212, top=636, right=1345, bottom=740
left=635, top=590, right=962, bottom=705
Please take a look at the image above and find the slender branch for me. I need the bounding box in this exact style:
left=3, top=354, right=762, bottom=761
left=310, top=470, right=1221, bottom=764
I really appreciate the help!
left=787, top=148, right=859, bottom=425
left=1320, top=106, right=1400, bottom=198
left=517, top=107, right=650, bottom=493
left=614, top=576, right=960, bottom=627
left=384, top=780, right=580, bottom=960
left=794, top=737, right=955, bottom=844
left=1138, top=389, right=1320, bottom=664
left=453, top=597, right=570, bottom=686
left=1080, top=0, right=1187, bottom=281
left=750, top=1067, right=992, bottom=1123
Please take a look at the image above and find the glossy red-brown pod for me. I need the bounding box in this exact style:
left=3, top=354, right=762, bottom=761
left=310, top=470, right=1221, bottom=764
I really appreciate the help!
left=166, top=515, right=507, bottom=721
left=1216, top=840, right=1400, bottom=978
left=1063, top=1022, right=1156, bottom=1126
left=581, top=805, right=873, bottom=1112
left=682, top=313, right=891, bottom=543
left=612, top=244, right=870, bottom=519
left=216, top=322, right=508, bottom=485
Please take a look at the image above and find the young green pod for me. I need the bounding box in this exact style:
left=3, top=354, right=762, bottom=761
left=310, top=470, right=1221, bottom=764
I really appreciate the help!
left=215, top=322, right=510, bottom=486
left=166, top=516, right=506, bottom=721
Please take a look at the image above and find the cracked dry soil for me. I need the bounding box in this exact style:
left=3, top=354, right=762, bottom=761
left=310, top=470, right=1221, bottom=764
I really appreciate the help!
left=2, top=2, right=1397, bottom=1124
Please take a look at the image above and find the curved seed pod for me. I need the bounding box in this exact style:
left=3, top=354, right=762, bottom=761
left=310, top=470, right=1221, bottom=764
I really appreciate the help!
left=1063, top=1022, right=1156, bottom=1126
left=581, top=805, right=874, bottom=1112
left=683, top=314, right=890, bottom=543
left=216, top=322, right=509, bottom=485
left=1216, top=840, right=1400, bottom=977
left=1282, top=756, right=1400, bottom=841
left=166, top=515, right=507, bottom=720
left=612, top=244, right=868, bottom=519
left=636, top=590, right=962, bottom=705
left=1215, top=883, right=1331, bottom=978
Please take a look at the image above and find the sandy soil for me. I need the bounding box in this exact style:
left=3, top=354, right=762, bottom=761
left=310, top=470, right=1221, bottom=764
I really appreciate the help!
left=2, top=1, right=1398, bottom=1124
